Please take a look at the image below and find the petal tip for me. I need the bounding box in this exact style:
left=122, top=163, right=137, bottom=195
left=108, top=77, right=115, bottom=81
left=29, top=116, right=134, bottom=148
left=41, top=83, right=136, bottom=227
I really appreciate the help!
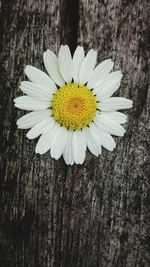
left=26, top=133, right=31, bottom=139
left=35, top=148, right=39, bottom=154
left=130, top=100, right=133, bottom=106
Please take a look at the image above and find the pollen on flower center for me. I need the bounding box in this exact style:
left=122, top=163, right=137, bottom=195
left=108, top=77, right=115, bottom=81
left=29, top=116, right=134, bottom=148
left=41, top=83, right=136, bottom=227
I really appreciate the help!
left=51, top=83, right=97, bottom=130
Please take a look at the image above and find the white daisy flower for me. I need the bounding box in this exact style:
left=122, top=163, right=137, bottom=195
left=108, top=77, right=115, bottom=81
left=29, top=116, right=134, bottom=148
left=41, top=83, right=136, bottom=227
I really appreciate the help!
left=14, top=45, right=133, bottom=165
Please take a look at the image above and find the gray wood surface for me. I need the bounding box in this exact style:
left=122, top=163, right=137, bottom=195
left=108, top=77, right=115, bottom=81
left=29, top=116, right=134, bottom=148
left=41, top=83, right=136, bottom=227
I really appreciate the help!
left=0, top=0, right=149, bottom=266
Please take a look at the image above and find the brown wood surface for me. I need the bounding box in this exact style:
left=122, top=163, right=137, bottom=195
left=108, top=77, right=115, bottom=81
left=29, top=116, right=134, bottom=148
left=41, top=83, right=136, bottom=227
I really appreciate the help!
left=0, top=0, right=150, bottom=266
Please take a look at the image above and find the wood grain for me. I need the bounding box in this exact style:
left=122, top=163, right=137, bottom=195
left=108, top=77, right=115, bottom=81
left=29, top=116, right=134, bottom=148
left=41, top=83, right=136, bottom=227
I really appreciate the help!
left=0, top=0, right=149, bottom=266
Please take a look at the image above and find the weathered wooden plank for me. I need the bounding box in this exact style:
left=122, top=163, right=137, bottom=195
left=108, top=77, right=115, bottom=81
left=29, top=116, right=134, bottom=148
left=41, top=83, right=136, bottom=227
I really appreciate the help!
left=0, top=0, right=149, bottom=266
left=0, top=1, right=68, bottom=266
left=77, top=0, right=150, bottom=267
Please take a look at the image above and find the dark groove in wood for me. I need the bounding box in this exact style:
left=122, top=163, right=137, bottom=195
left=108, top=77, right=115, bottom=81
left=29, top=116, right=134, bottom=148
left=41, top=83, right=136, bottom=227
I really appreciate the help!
left=60, top=0, right=79, bottom=54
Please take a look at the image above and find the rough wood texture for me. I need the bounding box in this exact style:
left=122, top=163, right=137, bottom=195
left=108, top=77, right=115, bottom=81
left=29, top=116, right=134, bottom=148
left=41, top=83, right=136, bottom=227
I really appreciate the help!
left=0, top=0, right=149, bottom=266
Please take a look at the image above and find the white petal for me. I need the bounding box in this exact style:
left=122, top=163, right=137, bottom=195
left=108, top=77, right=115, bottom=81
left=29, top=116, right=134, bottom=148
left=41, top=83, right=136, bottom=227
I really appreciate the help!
left=20, top=81, right=54, bottom=100
left=99, top=132, right=116, bottom=151
left=88, top=125, right=102, bottom=155
left=93, top=71, right=121, bottom=96
left=14, top=96, right=50, bottom=111
left=82, top=127, right=99, bottom=157
left=43, top=49, right=65, bottom=86
left=87, top=59, right=114, bottom=89
left=94, top=113, right=126, bottom=136
left=97, top=71, right=123, bottom=99
left=100, top=97, right=133, bottom=111
left=50, top=126, right=68, bottom=160
left=17, top=110, right=51, bottom=129
left=26, top=117, right=54, bottom=139
left=72, top=46, right=85, bottom=82
left=100, top=111, right=127, bottom=124
left=58, top=45, right=73, bottom=83
left=25, top=65, right=57, bottom=89
left=90, top=123, right=116, bottom=151
left=35, top=123, right=59, bottom=154
left=63, top=131, right=74, bottom=165
left=79, top=49, right=97, bottom=84
left=72, top=131, right=86, bottom=164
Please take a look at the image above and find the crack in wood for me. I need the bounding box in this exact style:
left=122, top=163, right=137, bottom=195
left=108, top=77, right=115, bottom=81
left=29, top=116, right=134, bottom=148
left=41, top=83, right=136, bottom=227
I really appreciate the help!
left=60, top=0, right=79, bottom=54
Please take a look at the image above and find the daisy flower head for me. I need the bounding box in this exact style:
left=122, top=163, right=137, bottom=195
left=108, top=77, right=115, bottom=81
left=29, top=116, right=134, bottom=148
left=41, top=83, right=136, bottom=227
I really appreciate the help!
left=14, top=45, right=133, bottom=165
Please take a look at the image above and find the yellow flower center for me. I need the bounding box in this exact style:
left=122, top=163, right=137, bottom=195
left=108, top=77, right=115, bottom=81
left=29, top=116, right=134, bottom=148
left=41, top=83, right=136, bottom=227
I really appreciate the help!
left=51, top=83, right=97, bottom=130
